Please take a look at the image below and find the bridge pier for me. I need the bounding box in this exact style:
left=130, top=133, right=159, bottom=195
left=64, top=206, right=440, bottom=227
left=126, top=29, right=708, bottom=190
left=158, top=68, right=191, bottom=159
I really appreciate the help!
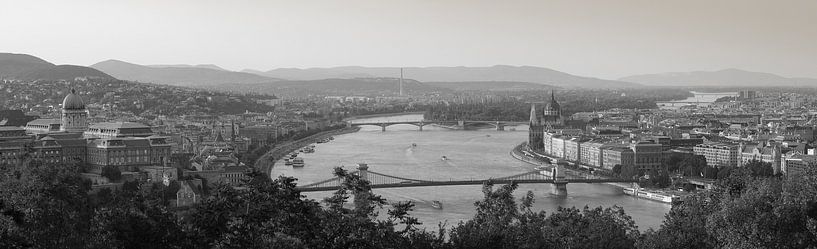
left=358, top=163, right=368, bottom=181
left=496, top=122, right=504, bottom=131
left=458, top=120, right=465, bottom=129
left=419, top=124, right=423, bottom=131
left=550, top=163, right=568, bottom=197
left=551, top=181, right=568, bottom=196
left=381, top=123, right=386, bottom=132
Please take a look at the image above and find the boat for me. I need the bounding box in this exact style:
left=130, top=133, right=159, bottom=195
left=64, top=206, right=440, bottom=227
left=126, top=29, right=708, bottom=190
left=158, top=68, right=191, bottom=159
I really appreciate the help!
left=303, top=147, right=315, bottom=153
left=284, top=159, right=293, bottom=166
left=329, top=136, right=334, bottom=140
left=292, top=158, right=305, bottom=167
left=290, top=153, right=298, bottom=159
left=412, top=143, right=417, bottom=147
left=441, top=156, right=448, bottom=161
left=622, top=187, right=680, bottom=203
left=431, top=200, right=443, bottom=209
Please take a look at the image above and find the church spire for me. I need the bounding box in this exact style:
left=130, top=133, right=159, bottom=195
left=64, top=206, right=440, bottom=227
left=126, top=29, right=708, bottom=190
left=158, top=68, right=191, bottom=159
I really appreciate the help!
left=529, top=103, right=539, bottom=125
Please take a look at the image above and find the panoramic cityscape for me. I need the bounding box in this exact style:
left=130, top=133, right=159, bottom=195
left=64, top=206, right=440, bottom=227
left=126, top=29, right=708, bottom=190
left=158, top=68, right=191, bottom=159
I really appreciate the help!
left=2, top=0, right=816, bottom=248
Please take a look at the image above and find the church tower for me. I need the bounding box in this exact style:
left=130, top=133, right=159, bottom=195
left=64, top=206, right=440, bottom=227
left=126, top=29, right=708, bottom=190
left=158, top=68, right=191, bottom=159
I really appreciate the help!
left=60, top=89, right=88, bottom=133
left=542, top=90, right=564, bottom=130
left=528, top=103, right=544, bottom=151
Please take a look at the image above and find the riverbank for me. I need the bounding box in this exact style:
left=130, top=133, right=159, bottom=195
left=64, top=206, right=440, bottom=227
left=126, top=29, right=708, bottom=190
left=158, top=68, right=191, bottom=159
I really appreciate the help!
left=256, top=126, right=361, bottom=176
left=510, top=143, right=680, bottom=204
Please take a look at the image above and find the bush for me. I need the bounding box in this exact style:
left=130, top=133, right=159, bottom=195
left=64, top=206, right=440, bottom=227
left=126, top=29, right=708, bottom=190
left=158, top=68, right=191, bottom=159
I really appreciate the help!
left=100, top=165, right=122, bottom=182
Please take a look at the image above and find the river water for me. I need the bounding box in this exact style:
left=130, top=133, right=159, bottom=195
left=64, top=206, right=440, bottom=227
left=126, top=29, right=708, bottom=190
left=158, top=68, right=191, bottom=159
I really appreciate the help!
left=271, top=114, right=670, bottom=231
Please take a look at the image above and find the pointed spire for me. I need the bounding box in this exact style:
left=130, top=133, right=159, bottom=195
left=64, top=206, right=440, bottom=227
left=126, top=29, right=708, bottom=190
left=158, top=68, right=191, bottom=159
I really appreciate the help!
left=529, top=103, right=539, bottom=125
left=70, top=88, right=76, bottom=94
left=551, top=90, right=555, bottom=101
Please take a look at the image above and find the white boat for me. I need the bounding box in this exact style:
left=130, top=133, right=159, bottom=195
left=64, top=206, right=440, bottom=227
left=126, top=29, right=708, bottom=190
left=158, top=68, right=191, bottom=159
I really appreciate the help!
left=292, top=158, right=305, bottom=167
left=441, top=156, right=448, bottom=161
left=622, top=187, right=679, bottom=203
left=431, top=200, right=443, bottom=209
left=284, top=159, right=293, bottom=166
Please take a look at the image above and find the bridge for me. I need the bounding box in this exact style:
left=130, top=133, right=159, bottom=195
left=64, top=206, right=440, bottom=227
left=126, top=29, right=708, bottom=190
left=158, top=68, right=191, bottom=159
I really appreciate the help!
left=346, top=120, right=528, bottom=131
left=296, top=163, right=637, bottom=196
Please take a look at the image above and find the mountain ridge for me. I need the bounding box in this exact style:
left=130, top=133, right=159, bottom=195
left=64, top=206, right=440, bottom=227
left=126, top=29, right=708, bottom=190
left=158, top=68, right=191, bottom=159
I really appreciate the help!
left=91, top=59, right=278, bottom=86
left=0, top=53, right=113, bottom=80
left=243, top=65, right=638, bottom=89
left=620, top=68, right=817, bottom=87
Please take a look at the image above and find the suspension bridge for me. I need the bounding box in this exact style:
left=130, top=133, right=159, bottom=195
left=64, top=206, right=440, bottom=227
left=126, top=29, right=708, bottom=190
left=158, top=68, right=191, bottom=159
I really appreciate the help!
left=346, top=119, right=528, bottom=131
left=296, top=163, right=637, bottom=196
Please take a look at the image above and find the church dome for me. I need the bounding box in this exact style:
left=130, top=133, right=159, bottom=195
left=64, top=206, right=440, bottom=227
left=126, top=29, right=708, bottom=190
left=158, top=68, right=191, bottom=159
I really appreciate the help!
left=62, top=89, right=85, bottom=110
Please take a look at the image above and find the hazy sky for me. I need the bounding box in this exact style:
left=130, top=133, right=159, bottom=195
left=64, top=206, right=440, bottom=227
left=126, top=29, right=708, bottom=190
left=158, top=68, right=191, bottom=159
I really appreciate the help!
left=1, top=0, right=815, bottom=79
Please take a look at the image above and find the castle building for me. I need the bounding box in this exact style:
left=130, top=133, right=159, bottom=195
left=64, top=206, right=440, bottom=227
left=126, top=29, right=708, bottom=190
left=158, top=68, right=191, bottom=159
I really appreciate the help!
left=4, top=90, right=172, bottom=173
left=60, top=89, right=88, bottom=133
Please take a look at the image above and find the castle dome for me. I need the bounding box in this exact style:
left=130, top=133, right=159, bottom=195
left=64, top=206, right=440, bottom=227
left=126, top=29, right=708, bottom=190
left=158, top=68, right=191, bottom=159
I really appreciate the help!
left=62, top=89, right=85, bottom=110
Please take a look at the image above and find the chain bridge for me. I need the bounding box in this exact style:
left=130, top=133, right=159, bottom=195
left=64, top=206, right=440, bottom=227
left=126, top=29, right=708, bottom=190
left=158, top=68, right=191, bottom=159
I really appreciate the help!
left=296, top=163, right=636, bottom=196
left=346, top=119, right=528, bottom=131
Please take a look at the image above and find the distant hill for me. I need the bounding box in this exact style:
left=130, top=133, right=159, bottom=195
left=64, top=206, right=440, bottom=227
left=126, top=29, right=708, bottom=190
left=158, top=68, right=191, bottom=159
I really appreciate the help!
left=17, top=65, right=113, bottom=81
left=244, top=68, right=374, bottom=80
left=199, top=77, right=449, bottom=96
left=620, top=68, right=817, bottom=87
left=425, top=81, right=557, bottom=91
left=0, top=53, right=114, bottom=81
left=244, top=65, right=638, bottom=89
left=91, top=60, right=279, bottom=86
left=149, top=64, right=229, bottom=71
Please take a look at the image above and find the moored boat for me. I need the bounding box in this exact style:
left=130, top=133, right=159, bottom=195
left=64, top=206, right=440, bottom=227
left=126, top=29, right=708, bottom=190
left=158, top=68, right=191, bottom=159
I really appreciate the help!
left=292, top=158, right=305, bottom=167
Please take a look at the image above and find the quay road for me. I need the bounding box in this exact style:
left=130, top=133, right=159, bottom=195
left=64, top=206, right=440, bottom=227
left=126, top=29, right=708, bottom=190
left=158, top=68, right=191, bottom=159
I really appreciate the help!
left=255, top=126, right=360, bottom=176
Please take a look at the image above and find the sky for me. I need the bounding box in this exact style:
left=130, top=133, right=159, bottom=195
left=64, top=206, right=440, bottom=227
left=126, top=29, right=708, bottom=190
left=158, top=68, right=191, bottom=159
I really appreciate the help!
left=1, top=0, right=816, bottom=79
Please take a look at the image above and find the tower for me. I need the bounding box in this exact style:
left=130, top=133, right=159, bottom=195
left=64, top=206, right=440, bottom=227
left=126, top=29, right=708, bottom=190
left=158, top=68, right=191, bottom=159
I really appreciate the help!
left=542, top=90, right=564, bottom=130
left=528, top=103, right=544, bottom=150
left=60, top=89, right=88, bottom=133
left=399, top=68, right=404, bottom=96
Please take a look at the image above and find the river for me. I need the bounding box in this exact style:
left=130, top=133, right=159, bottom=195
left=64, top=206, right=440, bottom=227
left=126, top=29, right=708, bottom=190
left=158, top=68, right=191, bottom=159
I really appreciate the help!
left=656, top=91, right=738, bottom=109
left=270, top=114, right=670, bottom=231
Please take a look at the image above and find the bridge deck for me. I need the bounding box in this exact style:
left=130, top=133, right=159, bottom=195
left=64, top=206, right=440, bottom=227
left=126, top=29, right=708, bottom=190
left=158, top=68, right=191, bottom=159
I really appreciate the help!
left=297, top=178, right=636, bottom=192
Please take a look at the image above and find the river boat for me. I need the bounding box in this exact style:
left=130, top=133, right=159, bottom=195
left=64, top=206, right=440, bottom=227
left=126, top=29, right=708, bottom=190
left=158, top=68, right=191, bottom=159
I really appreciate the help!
left=329, top=136, right=334, bottom=140
left=441, top=156, right=448, bottom=161
left=292, top=158, right=305, bottom=167
left=431, top=201, right=443, bottom=209
left=303, top=147, right=315, bottom=153
left=412, top=143, right=417, bottom=147
left=284, top=159, right=293, bottom=166
left=290, top=153, right=298, bottom=158
left=622, top=187, right=680, bottom=203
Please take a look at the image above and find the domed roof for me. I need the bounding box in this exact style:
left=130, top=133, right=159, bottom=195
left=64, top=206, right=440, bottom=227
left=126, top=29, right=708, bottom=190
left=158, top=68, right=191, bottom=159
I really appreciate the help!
left=62, top=89, right=85, bottom=110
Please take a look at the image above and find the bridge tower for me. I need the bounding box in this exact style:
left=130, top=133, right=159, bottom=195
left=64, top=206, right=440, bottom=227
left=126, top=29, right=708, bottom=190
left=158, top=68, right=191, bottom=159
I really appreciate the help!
left=496, top=121, right=504, bottom=131
left=380, top=123, right=386, bottom=132
left=419, top=121, right=424, bottom=131
left=357, top=163, right=369, bottom=181
left=551, top=163, right=568, bottom=196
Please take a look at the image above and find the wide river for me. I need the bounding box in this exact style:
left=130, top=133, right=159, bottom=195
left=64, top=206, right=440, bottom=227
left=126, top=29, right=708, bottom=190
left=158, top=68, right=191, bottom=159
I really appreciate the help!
left=271, top=114, right=670, bottom=231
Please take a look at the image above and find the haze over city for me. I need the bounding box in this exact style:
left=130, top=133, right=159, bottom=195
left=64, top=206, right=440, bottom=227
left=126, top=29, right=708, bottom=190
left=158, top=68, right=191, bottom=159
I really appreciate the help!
left=2, top=1, right=817, bottom=248
left=2, top=0, right=816, bottom=79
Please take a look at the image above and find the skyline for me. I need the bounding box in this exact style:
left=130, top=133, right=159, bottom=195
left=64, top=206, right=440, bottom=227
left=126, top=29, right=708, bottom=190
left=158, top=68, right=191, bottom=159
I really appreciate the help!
left=1, top=0, right=816, bottom=80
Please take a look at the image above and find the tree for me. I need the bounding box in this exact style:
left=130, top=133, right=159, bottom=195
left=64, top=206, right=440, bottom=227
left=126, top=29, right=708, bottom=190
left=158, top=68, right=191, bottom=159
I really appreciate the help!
left=0, top=160, right=93, bottom=248
left=101, top=165, right=122, bottom=182
left=679, top=155, right=707, bottom=177
left=744, top=160, right=774, bottom=177
left=637, top=191, right=720, bottom=249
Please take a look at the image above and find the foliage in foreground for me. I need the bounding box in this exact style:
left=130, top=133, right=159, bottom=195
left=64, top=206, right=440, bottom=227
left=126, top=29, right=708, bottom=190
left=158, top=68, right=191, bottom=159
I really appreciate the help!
left=1, top=160, right=816, bottom=248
